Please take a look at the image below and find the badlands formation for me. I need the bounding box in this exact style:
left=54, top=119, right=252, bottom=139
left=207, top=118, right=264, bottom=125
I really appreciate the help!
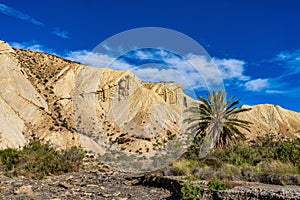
left=0, top=40, right=299, bottom=156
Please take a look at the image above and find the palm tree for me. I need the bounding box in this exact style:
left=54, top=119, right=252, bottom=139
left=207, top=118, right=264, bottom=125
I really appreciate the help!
left=185, top=90, right=252, bottom=155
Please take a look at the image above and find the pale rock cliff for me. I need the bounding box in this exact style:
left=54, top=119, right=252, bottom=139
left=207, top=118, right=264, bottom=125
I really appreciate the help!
left=0, top=41, right=48, bottom=148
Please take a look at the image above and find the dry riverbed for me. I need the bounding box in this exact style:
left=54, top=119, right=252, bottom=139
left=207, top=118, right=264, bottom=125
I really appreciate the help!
left=0, top=160, right=300, bottom=200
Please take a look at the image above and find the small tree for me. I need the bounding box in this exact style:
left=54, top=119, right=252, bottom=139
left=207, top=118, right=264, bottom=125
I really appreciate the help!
left=185, top=90, right=252, bottom=157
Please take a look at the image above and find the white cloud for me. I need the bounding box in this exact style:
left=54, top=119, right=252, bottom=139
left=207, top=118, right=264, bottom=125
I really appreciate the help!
left=135, top=51, right=154, bottom=59
left=11, top=42, right=42, bottom=51
left=213, top=58, right=250, bottom=81
left=65, top=50, right=113, bottom=67
left=9, top=41, right=56, bottom=54
left=53, top=28, right=69, bottom=39
left=0, top=3, right=43, bottom=26
left=266, top=90, right=285, bottom=94
left=111, top=56, right=207, bottom=90
left=244, top=78, right=269, bottom=91
left=109, top=60, right=133, bottom=71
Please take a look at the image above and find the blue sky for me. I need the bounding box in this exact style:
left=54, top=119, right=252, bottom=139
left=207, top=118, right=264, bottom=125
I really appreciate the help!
left=0, top=0, right=299, bottom=111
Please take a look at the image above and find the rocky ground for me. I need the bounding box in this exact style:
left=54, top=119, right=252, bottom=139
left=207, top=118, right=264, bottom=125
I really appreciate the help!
left=1, top=171, right=300, bottom=200
left=207, top=184, right=300, bottom=200
left=1, top=158, right=300, bottom=200
left=0, top=158, right=179, bottom=200
left=0, top=169, right=174, bottom=200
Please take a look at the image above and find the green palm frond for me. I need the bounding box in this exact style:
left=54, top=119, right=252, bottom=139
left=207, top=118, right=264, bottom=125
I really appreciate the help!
left=185, top=90, right=252, bottom=150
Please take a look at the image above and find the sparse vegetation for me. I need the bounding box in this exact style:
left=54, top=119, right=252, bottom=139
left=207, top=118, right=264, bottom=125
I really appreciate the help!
left=172, top=158, right=199, bottom=175
left=167, top=130, right=175, bottom=140
left=115, top=136, right=131, bottom=144
left=0, top=139, right=85, bottom=179
left=174, top=136, right=300, bottom=185
left=214, top=136, right=300, bottom=171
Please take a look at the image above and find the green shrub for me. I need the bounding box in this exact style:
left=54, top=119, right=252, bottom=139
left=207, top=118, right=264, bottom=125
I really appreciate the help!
left=62, top=146, right=86, bottom=171
left=272, top=139, right=300, bottom=164
left=209, top=178, right=227, bottom=191
left=213, top=144, right=263, bottom=167
left=181, top=179, right=203, bottom=200
left=0, top=148, right=21, bottom=170
left=0, top=139, right=85, bottom=179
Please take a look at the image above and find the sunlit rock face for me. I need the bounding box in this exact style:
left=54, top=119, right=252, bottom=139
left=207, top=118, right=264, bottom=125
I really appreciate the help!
left=0, top=40, right=195, bottom=156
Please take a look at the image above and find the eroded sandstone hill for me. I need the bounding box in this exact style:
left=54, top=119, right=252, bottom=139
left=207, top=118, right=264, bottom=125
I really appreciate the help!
left=0, top=40, right=195, bottom=157
left=0, top=40, right=299, bottom=154
left=239, top=104, right=300, bottom=140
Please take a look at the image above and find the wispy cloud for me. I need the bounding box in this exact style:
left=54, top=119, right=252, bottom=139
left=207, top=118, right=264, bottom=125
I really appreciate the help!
left=0, top=3, right=43, bottom=26
left=53, top=27, right=69, bottom=39
left=273, top=50, right=300, bottom=75
left=248, top=50, right=300, bottom=94
left=266, top=90, right=285, bottom=94
left=0, top=3, right=70, bottom=39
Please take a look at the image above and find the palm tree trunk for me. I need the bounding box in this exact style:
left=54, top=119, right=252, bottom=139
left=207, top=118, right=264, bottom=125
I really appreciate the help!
left=197, top=123, right=222, bottom=158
